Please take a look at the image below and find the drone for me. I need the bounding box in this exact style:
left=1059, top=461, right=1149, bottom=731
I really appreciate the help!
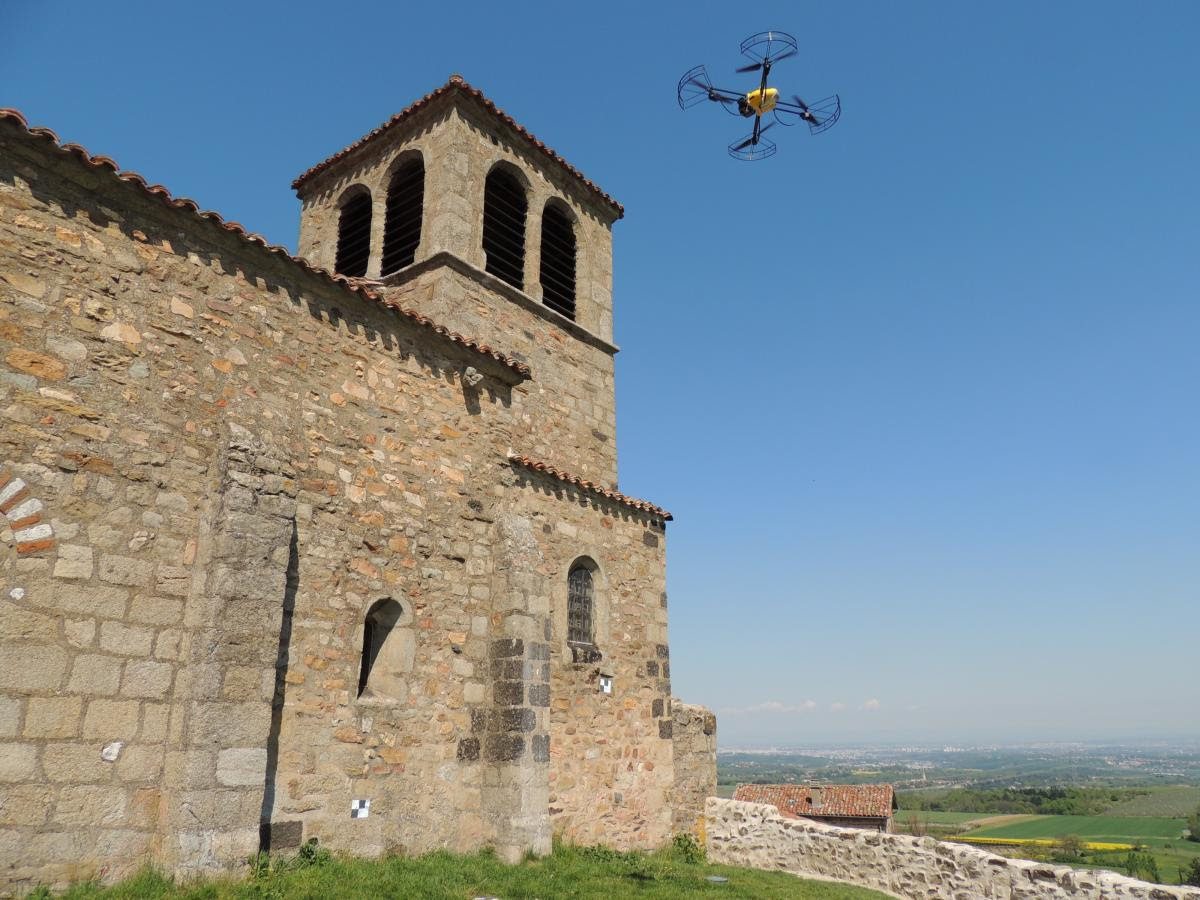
left=677, top=31, right=841, bottom=160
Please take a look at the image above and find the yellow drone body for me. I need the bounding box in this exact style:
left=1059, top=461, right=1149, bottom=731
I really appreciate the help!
left=745, top=87, right=778, bottom=115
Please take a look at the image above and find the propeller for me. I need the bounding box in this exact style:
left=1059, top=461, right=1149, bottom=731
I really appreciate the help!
left=792, top=95, right=819, bottom=123
left=736, top=62, right=763, bottom=73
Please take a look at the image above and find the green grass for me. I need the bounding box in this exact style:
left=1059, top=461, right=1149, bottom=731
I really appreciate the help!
left=1105, top=786, right=1200, bottom=818
left=895, top=811, right=987, bottom=825
left=46, top=844, right=890, bottom=900
left=964, top=814, right=1186, bottom=844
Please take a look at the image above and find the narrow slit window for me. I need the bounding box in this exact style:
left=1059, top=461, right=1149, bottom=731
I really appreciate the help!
left=482, top=167, right=526, bottom=289
left=381, top=159, right=424, bottom=276
left=335, top=191, right=372, bottom=277
left=540, top=203, right=577, bottom=320
left=567, top=564, right=594, bottom=645
left=358, top=598, right=402, bottom=697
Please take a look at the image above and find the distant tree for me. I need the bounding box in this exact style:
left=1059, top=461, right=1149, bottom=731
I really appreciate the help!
left=1181, top=857, right=1200, bottom=887
left=904, top=813, right=927, bottom=837
left=1186, top=806, right=1200, bottom=843
left=1123, top=850, right=1160, bottom=883
left=1052, top=835, right=1085, bottom=862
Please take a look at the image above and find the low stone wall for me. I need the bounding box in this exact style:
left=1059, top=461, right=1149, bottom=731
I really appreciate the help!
left=705, top=799, right=1200, bottom=900
left=670, top=700, right=716, bottom=838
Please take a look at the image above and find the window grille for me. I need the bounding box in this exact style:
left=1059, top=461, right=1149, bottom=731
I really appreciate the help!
left=381, top=159, right=424, bottom=276
left=335, top=192, right=372, bottom=278
left=357, top=598, right=402, bottom=697
left=540, top=203, right=577, bottom=320
left=482, top=168, right=527, bottom=289
left=567, top=565, right=594, bottom=645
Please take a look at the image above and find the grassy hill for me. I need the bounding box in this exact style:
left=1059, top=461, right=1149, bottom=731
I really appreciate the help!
left=43, top=842, right=891, bottom=900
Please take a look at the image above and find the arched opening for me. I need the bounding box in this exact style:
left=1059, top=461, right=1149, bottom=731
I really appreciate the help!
left=335, top=189, right=372, bottom=277
left=540, top=201, right=577, bottom=320
left=567, top=562, right=595, bottom=645
left=381, top=157, right=424, bottom=275
left=357, top=598, right=404, bottom=698
left=482, top=166, right=527, bottom=289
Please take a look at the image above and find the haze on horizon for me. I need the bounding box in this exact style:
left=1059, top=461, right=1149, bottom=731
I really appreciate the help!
left=5, top=0, right=1198, bottom=748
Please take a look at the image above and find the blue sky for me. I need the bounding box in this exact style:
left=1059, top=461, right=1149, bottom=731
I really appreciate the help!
left=6, top=1, right=1198, bottom=746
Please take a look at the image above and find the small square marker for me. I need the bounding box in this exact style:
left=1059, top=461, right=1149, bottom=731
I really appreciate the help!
left=351, top=798, right=370, bottom=819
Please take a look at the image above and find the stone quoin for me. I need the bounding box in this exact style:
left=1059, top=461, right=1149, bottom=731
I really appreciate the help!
left=0, top=76, right=716, bottom=892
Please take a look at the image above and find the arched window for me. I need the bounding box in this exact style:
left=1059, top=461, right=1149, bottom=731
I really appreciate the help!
left=381, top=158, right=424, bottom=276
left=540, top=202, right=577, bottom=320
left=482, top=166, right=526, bottom=289
left=335, top=190, right=372, bottom=277
left=358, top=598, right=404, bottom=697
left=567, top=564, right=594, bottom=645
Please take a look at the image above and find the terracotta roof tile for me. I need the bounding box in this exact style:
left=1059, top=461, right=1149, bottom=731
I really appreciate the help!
left=508, top=454, right=671, bottom=521
left=0, top=108, right=530, bottom=380
left=733, top=784, right=896, bottom=821
left=291, top=75, right=624, bottom=218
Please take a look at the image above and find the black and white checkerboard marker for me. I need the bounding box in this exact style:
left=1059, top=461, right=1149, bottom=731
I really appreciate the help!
left=350, top=799, right=370, bottom=819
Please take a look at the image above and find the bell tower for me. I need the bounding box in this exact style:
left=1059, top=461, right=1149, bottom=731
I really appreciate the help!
left=293, top=75, right=624, bottom=483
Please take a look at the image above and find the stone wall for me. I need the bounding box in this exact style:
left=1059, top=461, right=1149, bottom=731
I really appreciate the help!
left=0, top=107, right=681, bottom=893
left=670, top=700, right=716, bottom=839
left=705, top=799, right=1200, bottom=900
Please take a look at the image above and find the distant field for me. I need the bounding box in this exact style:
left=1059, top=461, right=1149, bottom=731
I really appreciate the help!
left=894, top=811, right=986, bottom=825
left=1105, top=785, right=1200, bottom=818
left=965, top=814, right=1186, bottom=844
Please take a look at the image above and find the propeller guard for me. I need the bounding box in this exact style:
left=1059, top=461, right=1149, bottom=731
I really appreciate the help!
left=728, top=133, right=777, bottom=161
left=739, top=30, right=799, bottom=66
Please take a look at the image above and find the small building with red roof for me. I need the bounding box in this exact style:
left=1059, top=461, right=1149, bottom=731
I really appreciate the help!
left=734, top=783, right=898, bottom=832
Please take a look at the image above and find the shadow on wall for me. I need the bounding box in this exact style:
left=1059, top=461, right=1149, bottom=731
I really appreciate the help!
left=258, top=519, right=299, bottom=853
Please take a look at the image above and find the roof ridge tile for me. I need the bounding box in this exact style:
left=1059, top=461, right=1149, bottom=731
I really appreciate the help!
left=508, top=453, right=671, bottom=521
left=291, top=77, right=623, bottom=218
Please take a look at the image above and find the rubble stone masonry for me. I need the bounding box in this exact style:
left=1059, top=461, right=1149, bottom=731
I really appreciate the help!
left=0, top=83, right=714, bottom=894
left=706, top=799, right=1200, bottom=900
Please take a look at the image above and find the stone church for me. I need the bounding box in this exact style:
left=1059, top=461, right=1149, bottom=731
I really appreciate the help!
left=0, top=76, right=716, bottom=891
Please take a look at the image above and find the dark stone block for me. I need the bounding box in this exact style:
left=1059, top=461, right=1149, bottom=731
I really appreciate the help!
left=529, top=642, right=550, bottom=661
left=659, top=720, right=673, bottom=739
left=528, top=684, right=550, bottom=707
left=261, top=820, right=303, bottom=850
left=661, top=591, right=668, bottom=608
left=663, top=663, right=670, bottom=678
left=646, top=661, right=659, bottom=677
left=491, top=638, right=524, bottom=658
left=493, top=707, right=535, bottom=733
left=652, top=698, right=663, bottom=718
left=491, top=658, right=524, bottom=680
left=539, top=663, right=550, bottom=683
left=544, top=618, right=552, bottom=640
left=457, top=737, right=480, bottom=761
left=613, top=792, right=623, bottom=806
left=642, top=531, right=659, bottom=548
left=471, top=708, right=488, bottom=734
left=531, top=734, right=550, bottom=762
left=570, top=643, right=602, bottom=664
left=484, top=734, right=524, bottom=762
left=494, top=681, right=523, bottom=706
left=655, top=644, right=670, bottom=659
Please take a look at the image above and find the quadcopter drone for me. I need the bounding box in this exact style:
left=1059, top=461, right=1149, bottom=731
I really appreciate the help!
left=677, top=31, right=841, bottom=160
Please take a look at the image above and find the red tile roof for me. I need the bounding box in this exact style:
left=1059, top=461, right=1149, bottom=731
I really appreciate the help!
left=734, top=784, right=896, bottom=820
left=291, top=75, right=624, bottom=218
left=508, top=454, right=671, bottom=521
left=0, top=108, right=530, bottom=380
